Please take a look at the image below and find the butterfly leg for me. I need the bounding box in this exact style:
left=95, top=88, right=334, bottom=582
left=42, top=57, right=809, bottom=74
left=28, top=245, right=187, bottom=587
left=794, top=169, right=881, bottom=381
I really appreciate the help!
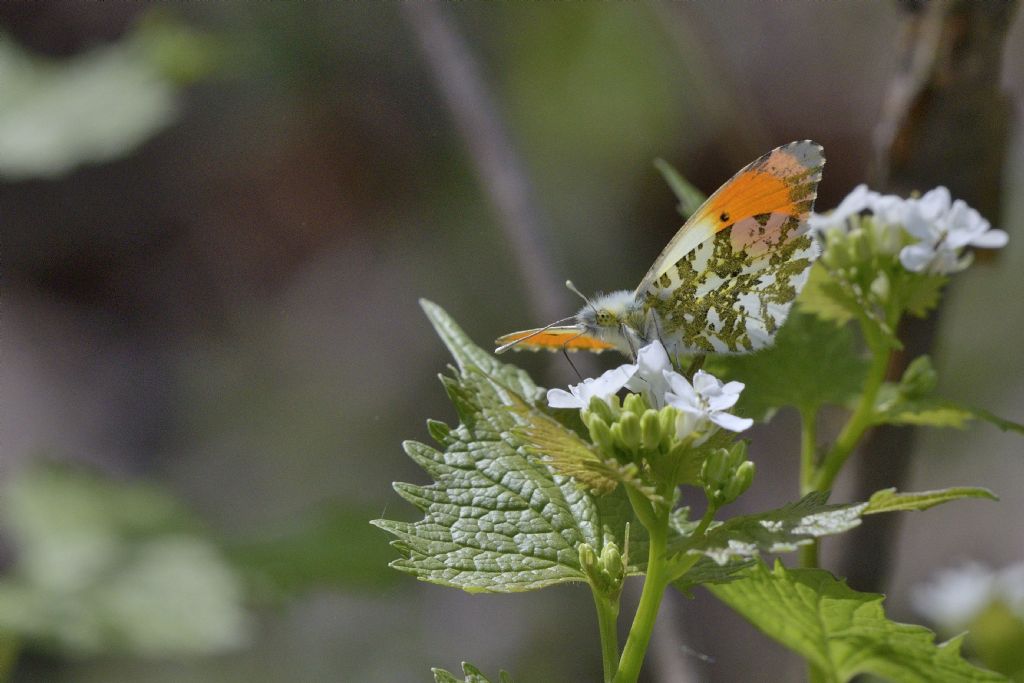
left=560, top=333, right=586, bottom=382
left=685, top=354, right=706, bottom=378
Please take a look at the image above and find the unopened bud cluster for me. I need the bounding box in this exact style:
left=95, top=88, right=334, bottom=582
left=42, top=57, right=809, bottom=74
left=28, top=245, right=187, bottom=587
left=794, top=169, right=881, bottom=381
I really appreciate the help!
left=583, top=394, right=712, bottom=483
left=700, top=441, right=754, bottom=507
left=898, top=356, right=937, bottom=399
left=578, top=541, right=625, bottom=596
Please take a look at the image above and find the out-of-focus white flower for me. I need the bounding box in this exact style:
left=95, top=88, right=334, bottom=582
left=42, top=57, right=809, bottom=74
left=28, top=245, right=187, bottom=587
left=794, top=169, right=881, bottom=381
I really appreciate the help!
left=912, top=561, right=1024, bottom=632
left=808, top=184, right=877, bottom=232
left=664, top=369, right=753, bottom=440
left=546, top=364, right=636, bottom=409
left=899, top=188, right=1008, bottom=274
left=624, top=340, right=673, bottom=408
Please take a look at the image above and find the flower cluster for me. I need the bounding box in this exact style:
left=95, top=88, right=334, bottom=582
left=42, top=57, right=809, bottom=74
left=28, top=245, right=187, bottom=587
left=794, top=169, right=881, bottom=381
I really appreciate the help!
left=547, top=341, right=752, bottom=442
left=809, top=184, right=1007, bottom=275
left=913, top=561, right=1024, bottom=633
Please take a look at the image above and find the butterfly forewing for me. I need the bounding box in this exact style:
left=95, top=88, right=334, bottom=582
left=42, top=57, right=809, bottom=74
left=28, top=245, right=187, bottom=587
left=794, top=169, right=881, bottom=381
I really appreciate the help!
left=639, top=141, right=824, bottom=354
left=495, top=327, right=616, bottom=353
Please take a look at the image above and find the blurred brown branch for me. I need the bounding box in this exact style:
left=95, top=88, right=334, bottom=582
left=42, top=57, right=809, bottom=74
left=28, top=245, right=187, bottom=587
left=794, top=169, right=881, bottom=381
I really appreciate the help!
left=401, top=2, right=568, bottom=326
left=841, top=0, right=1019, bottom=593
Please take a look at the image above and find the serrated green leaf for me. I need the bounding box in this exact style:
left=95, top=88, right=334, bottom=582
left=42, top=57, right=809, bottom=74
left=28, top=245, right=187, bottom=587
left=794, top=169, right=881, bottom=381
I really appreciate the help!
left=873, top=386, right=1024, bottom=434
left=864, top=487, right=998, bottom=514
left=432, top=662, right=514, bottom=683
left=376, top=304, right=641, bottom=593
left=653, top=158, right=707, bottom=219
left=673, top=556, right=756, bottom=597
left=674, top=492, right=867, bottom=565
left=706, top=310, right=868, bottom=420
left=798, top=262, right=859, bottom=326
left=421, top=299, right=541, bottom=402
left=898, top=270, right=947, bottom=318
left=710, top=561, right=1006, bottom=682
left=506, top=390, right=659, bottom=501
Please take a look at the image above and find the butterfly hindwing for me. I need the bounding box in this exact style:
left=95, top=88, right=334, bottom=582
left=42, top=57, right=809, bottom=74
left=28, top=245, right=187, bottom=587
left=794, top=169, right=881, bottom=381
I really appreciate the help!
left=638, top=141, right=824, bottom=354
left=495, top=327, right=615, bottom=353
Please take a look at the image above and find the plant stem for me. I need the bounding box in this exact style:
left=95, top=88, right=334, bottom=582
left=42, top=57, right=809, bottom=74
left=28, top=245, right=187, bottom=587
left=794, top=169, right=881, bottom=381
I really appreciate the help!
left=811, top=324, right=891, bottom=493
left=799, top=408, right=818, bottom=496
left=592, top=590, right=621, bottom=683
left=613, top=525, right=669, bottom=683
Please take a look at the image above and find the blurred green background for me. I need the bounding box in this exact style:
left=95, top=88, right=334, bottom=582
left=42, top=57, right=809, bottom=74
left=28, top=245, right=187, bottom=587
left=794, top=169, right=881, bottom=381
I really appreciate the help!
left=1, top=3, right=1022, bottom=681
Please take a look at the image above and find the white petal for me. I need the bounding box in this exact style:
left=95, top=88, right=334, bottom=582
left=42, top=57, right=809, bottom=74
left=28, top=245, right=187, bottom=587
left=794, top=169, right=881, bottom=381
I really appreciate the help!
left=721, top=381, right=745, bottom=395
left=636, top=341, right=671, bottom=374
left=916, top=186, right=951, bottom=220
left=710, top=412, right=754, bottom=432
left=692, top=370, right=721, bottom=395
left=808, top=184, right=876, bottom=232
left=665, top=371, right=698, bottom=407
left=970, top=228, right=1008, bottom=249
left=547, top=388, right=584, bottom=409
left=707, top=392, right=740, bottom=412
left=899, top=243, right=935, bottom=272
left=587, top=365, right=637, bottom=400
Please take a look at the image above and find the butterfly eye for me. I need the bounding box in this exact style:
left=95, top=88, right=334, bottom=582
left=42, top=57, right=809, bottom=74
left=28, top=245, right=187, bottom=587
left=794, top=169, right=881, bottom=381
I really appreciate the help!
left=719, top=212, right=731, bottom=223
left=595, top=310, right=615, bottom=326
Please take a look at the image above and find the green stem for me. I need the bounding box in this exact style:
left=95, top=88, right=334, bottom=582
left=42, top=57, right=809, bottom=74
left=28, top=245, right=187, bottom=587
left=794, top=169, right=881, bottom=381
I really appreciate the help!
left=613, top=525, right=668, bottom=683
left=799, top=408, right=818, bottom=496
left=811, top=323, right=892, bottom=493
left=592, top=590, right=620, bottom=683
left=799, top=408, right=820, bottom=569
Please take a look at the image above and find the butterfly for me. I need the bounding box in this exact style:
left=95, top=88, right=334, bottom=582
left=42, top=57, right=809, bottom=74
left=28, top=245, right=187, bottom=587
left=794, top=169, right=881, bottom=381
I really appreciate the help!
left=495, top=140, right=824, bottom=358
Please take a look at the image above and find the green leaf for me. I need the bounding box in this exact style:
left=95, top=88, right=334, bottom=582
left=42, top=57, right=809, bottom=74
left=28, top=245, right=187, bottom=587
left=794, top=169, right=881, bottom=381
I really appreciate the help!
left=706, top=310, right=868, bottom=420
left=0, top=464, right=247, bottom=656
left=506, top=390, right=659, bottom=501
left=653, top=158, right=707, bottom=219
left=421, top=299, right=541, bottom=403
left=897, top=270, right=947, bottom=318
left=375, top=303, right=640, bottom=593
left=433, top=662, right=514, bottom=683
left=798, top=262, right=860, bottom=327
left=710, top=561, right=1006, bottom=682
left=864, top=487, right=998, bottom=514
left=873, top=385, right=1024, bottom=433
left=675, top=492, right=867, bottom=564
left=673, top=556, right=756, bottom=597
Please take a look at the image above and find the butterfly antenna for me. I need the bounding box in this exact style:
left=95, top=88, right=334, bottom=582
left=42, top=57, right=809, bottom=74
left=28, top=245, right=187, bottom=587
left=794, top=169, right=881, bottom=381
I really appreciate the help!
left=495, top=315, right=578, bottom=354
left=565, top=280, right=598, bottom=315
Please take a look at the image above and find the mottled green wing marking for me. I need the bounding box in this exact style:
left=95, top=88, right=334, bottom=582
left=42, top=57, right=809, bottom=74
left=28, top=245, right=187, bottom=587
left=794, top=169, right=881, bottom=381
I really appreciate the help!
left=640, top=141, right=824, bottom=354
left=644, top=224, right=817, bottom=353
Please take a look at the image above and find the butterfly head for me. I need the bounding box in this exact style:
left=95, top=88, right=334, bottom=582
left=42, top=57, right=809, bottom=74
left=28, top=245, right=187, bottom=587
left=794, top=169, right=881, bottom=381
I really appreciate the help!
left=576, top=290, right=646, bottom=351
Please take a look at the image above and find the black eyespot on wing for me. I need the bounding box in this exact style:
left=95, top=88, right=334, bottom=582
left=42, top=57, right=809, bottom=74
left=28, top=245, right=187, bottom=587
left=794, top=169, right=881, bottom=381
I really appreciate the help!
left=719, top=212, right=730, bottom=223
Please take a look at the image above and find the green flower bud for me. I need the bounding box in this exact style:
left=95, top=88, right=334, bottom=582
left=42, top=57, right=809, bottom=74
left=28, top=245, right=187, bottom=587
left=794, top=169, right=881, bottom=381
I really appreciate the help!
left=587, top=414, right=616, bottom=455
left=900, top=356, right=938, bottom=398
left=640, top=409, right=661, bottom=450
left=701, top=447, right=731, bottom=489
left=854, top=230, right=873, bottom=264
left=578, top=543, right=597, bottom=574
left=726, top=440, right=748, bottom=469
left=622, top=392, right=649, bottom=416
left=586, top=395, right=617, bottom=424
left=600, top=541, right=624, bottom=587
left=658, top=406, right=678, bottom=451
left=870, top=271, right=890, bottom=300
left=722, top=460, right=755, bottom=504
left=614, top=412, right=642, bottom=453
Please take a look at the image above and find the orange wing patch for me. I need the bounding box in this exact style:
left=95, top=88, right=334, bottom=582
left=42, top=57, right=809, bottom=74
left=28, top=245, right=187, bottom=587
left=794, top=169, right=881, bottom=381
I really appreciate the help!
left=698, top=144, right=820, bottom=236
left=495, top=327, right=614, bottom=353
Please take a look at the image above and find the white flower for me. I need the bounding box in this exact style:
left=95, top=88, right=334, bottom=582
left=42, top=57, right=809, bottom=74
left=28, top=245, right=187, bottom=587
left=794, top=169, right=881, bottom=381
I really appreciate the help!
left=899, top=188, right=1008, bottom=274
left=624, top=340, right=673, bottom=408
left=808, top=184, right=876, bottom=232
left=664, top=369, right=753, bottom=440
left=546, top=363, right=636, bottom=409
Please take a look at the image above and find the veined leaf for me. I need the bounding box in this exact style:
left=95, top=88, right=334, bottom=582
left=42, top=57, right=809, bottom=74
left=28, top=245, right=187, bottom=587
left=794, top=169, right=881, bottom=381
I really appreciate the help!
left=506, top=390, right=659, bottom=501
left=864, top=487, right=997, bottom=514
left=374, top=303, right=640, bottom=593
left=433, top=662, right=513, bottom=683
left=798, top=262, right=859, bottom=326
left=674, top=492, right=866, bottom=565
left=710, top=561, right=1006, bottom=682
left=873, top=384, right=1024, bottom=433
left=706, top=310, right=868, bottom=420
